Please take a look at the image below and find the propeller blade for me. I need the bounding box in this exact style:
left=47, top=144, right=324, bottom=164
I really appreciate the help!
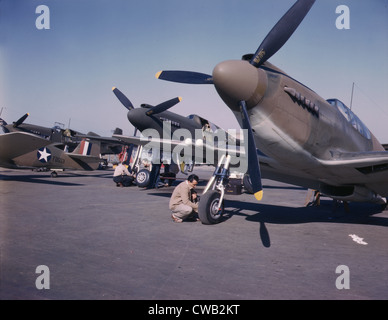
left=146, top=97, right=182, bottom=116
left=250, top=0, right=315, bottom=68
left=13, top=113, right=29, bottom=128
left=240, top=100, right=263, bottom=201
left=156, top=71, right=213, bottom=85
left=112, top=87, right=134, bottom=110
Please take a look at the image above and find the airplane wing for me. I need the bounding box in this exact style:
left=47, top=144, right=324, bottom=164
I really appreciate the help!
left=319, top=151, right=388, bottom=197
left=76, top=134, right=127, bottom=144
left=113, top=134, right=244, bottom=155
left=0, top=132, right=51, bottom=161
left=113, top=134, right=247, bottom=169
left=113, top=135, right=156, bottom=147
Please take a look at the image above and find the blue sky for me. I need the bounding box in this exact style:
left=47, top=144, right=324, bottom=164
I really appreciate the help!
left=1, top=0, right=387, bottom=143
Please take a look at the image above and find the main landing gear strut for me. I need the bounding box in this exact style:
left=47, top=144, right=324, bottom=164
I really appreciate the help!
left=198, top=154, right=232, bottom=224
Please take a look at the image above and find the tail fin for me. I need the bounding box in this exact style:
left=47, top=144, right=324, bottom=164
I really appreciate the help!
left=68, top=139, right=102, bottom=170
left=0, top=118, right=8, bottom=126
left=72, top=139, right=101, bottom=157
left=0, top=118, right=8, bottom=134
left=113, top=127, right=123, bottom=135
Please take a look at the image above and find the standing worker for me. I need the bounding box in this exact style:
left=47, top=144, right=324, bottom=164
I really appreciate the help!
left=169, top=174, right=200, bottom=222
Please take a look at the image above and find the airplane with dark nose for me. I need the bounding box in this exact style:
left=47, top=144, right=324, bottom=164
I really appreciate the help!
left=111, top=87, right=237, bottom=163
left=112, top=87, right=233, bottom=140
left=109, top=87, right=242, bottom=189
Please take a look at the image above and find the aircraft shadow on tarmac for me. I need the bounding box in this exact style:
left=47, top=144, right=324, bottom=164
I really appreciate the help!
left=147, top=186, right=388, bottom=228
left=0, top=170, right=113, bottom=186
left=0, top=173, right=84, bottom=186
left=146, top=186, right=387, bottom=248
left=224, top=199, right=388, bottom=248
left=147, top=192, right=172, bottom=198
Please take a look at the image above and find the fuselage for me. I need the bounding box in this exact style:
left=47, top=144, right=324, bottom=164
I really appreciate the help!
left=1, top=119, right=82, bottom=151
left=127, top=108, right=202, bottom=138
left=212, top=59, right=386, bottom=200
left=127, top=107, right=236, bottom=146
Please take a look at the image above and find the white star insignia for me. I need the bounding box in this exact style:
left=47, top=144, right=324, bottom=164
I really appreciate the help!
left=38, top=147, right=51, bottom=162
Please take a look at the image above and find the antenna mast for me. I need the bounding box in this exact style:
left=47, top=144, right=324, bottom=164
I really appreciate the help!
left=350, top=82, right=355, bottom=110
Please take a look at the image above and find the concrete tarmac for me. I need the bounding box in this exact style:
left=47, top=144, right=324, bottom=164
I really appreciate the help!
left=1, top=166, right=387, bottom=300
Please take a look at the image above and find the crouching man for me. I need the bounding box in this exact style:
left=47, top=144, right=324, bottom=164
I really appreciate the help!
left=113, top=162, right=135, bottom=187
left=169, top=174, right=200, bottom=222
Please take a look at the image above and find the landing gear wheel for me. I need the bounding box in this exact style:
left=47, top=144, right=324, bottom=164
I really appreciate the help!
left=198, top=190, right=224, bottom=225
left=243, top=174, right=253, bottom=194
left=136, top=169, right=151, bottom=188
left=51, top=171, right=58, bottom=178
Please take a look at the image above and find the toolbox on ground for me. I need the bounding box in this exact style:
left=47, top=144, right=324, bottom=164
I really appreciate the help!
left=225, top=178, right=243, bottom=195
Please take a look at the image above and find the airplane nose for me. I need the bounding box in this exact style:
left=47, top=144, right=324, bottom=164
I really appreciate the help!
left=127, top=110, right=134, bottom=125
left=127, top=109, right=145, bottom=131
left=212, top=60, right=267, bottom=111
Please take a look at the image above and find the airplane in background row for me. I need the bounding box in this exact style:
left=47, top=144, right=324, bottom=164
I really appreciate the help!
left=0, top=113, right=82, bottom=151
left=0, top=113, right=125, bottom=176
left=126, top=0, right=387, bottom=224
left=109, top=87, right=240, bottom=188
left=111, top=86, right=238, bottom=152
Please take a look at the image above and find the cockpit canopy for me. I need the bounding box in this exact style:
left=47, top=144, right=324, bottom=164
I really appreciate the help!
left=327, top=99, right=371, bottom=140
left=187, top=114, right=220, bottom=132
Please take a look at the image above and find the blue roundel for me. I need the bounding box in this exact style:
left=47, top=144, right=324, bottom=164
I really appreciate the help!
left=37, top=147, right=52, bottom=163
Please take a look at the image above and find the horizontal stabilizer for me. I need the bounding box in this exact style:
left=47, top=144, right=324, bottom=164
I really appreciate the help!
left=67, top=153, right=101, bottom=162
left=65, top=139, right=102, bottom=170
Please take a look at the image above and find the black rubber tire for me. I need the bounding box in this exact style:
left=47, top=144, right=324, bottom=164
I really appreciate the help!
left=136, top=169, right=151, bottom=188
left=198, top=190, right=224, bottom=225
left=243, top=174, right=254, bottom=194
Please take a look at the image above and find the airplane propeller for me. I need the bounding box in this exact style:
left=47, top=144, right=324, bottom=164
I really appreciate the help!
left=155, top=0, right=316, bottom=200
left=156, top=71, right=213, bottom=85
left=250, top=0, right=315, bottom=68
left=112, top=87, right=134, bottom=110
left=112, top=87, right=183, bottom=169
left=240, top=101, right=263, bottom=200
left=112, top=87, right=182, bottom=116
left=13, top=113, right=29, bottom=128
left=145, top=97, right=182, bottom=116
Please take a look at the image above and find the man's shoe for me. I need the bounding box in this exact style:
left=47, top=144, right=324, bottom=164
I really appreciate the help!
left=171, top=214, right=183, bottom=223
